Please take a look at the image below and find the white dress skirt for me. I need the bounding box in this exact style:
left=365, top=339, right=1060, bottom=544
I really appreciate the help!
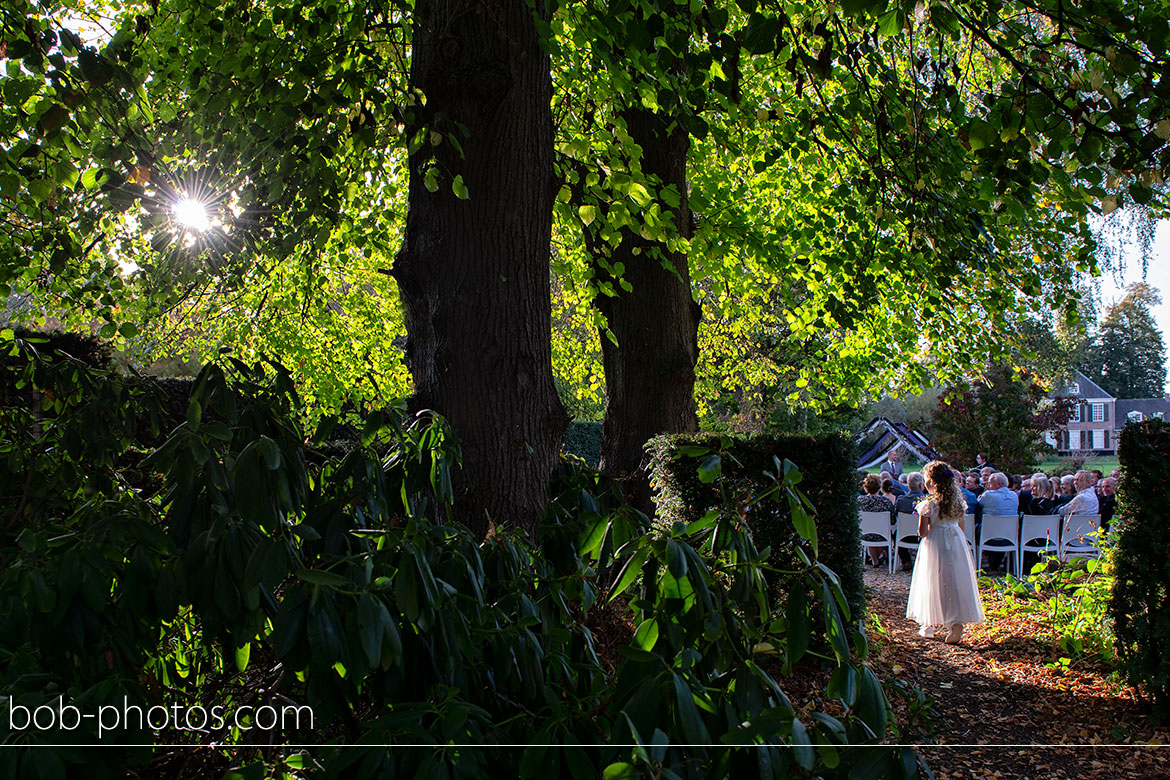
left=906, top=501, right=985, bottom=628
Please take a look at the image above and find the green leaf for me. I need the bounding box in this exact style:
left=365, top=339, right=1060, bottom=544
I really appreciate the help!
left=357, top=593, right=384, bottom=668
left=697, top=454, right=721, bottom=483
left=520, top=745, right=549, bottom=780
left=296, top=569, right=348, bottom=588
left=580, top=514, right=610, bottom=557
left=452, top=174, right=469, bottom=200
left=609, top=546, right=651, bottom=601
left=235, top=641, right=251, bottom=673
left=676, top=444, right=711, bottom=457
left=877, top=9, right=903, bottom=36
left=743, top=13, right=780, bottom=55
left=627, top=182, right=652, bottom=207
left=786, top=586, right=810, bottom=665
left=187, top=399, right=203, bottom=430
left=856, top=666, right=889, bottom=738
left=672, top=673, right=711, bottom=744
left=579, top=204, right=597, bottom=226
left=665, top=540, right=688, bottom=579
left=791, top=717, right=814, bottom=770
left=258, top=436, right=281, bottom=469
left=788, top=492, right=818, bottom=555
left=632, top=618, right=659, bottom=651
left=602, top=764, right=638, bottom=780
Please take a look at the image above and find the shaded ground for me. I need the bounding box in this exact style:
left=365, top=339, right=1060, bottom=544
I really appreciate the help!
left=864, top=568, right=1170, bottom=778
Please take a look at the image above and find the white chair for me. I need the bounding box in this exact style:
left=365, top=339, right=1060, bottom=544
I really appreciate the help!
left=977, top=514, right=1020, bottom=576
left=860, top=511, right=894, bottom=574
left=894, top=512, right=921, bottom=571
left=962, top=513, right=976, bottom=553
left=1060, top=514, right=1103, bottom=562
left=1019, top=514, right=1060, bottom=578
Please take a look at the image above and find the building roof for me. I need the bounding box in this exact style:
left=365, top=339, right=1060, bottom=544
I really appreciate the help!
left=1056, top=369, right=1114, bottom=401
left=1116, top=398, right=1170, bottom=421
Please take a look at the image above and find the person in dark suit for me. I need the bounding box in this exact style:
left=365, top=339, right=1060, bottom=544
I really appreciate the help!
left=1097, top=477, right=1117, bottom=529
left=893, top=472, right=927, bottom=570
left=975, top=452, right=996, bottom=471
left=880, top=449, right=903, bottom=479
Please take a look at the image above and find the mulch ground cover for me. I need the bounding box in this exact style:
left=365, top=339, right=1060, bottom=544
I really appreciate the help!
left=863, top=567, right=1170, bottom=779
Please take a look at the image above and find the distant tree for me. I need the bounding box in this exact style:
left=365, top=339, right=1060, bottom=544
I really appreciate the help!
left=1085, top=284, right=1167, bottom=399
left=932, top=364, right=1076, bottom=473
left=868, top=387, right=943, bottom=440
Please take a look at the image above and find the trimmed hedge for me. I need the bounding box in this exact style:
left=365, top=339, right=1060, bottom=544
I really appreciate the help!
left=1111, top=419, right=1170, bottom=717
left=563, top=420, right=602, bottom=468
left=647, top=431, right=864, bottom=618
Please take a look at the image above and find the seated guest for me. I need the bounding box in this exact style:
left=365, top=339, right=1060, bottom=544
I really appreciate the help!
left=859, top=473, right=895, bottom=566
left=1008, top=473, right=1022, bottom=492
left=1017, top=477, right=1034, bottom=511
left=958, top=477, right=979, bottom=513
left=980, top=466, right=995, bottom=487
left=1053, top=474, right=1076, bottom=508
left=978, top=472, right=1019, bottom=517
left=966, top=473, right=984, bottom=496
left=892, top=472, right=926, bottom=570
left=1026, top=474, right=1056, bottom=515
left=889, top=473, right=908, bottom=496
left=1090, top=469, right=1103, bottom=486
left=978, top=472, right=1018, bottom=571
left=895, top=472, right=927, bottom=515
left=1097, top=477, right=1117, bottom=529
left=1058, top=470, right=1100, bottom=518
left=881, top=478, right=900, bottom=505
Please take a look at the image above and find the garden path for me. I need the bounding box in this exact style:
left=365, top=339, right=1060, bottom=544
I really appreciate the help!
left=863, top=569, right=1170, bottom=779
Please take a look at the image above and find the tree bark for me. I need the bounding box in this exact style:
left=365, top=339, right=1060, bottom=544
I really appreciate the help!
left=591, top=108, right=701, bottom=515
left=393, top=0, right=567, bottom=538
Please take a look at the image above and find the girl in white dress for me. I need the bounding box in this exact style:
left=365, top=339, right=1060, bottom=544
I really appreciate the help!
left=906, top=460, right=985, bottom=644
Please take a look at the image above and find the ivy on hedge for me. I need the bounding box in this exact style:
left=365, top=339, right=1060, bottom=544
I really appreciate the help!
left=562, top=420, right=602, bottom=468
left=1111, top=418, right=1170, bottom=718
left=647, top=432, right=865, bottom=619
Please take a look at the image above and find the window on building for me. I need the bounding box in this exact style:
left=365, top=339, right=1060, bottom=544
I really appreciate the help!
left=1091, top=403, right=1104, bottom=422
left=1070, top=404, right=1081, bottom=423
left=1128, top=410, right=1145, bottom=423
left=1071, top=382, right=1081, bottom=394
left=1156, top=412, right=1166, bottom=420
left=1092, top=429, right=1105, bottom=449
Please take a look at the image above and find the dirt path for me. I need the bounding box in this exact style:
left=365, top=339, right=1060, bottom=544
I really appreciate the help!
left=863, top=569, right=1170, bottom=779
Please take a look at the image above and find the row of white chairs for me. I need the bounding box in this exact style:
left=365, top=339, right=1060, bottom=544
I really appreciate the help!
left=860, top=511, right=1103, bottom=578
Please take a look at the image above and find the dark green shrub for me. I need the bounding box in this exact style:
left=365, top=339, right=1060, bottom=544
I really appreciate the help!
left=647, top=432, right=864, bottom=618
left=1111, top=419, right=1170, bottom=718
left=562, top=420, right=602, bottom=468
left=0, top=339, right=920, bottom=778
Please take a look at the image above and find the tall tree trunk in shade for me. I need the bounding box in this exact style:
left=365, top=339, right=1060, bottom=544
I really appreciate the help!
left=393, top=0, right=567, bottom=538
left=592, top=107, right=701, bottom=516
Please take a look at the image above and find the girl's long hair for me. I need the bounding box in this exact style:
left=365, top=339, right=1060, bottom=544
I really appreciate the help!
left=924, top=460, right=966, bottom=518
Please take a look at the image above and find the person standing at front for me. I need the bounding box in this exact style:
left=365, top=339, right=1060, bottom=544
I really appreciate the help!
left=906, top=461, right=986, bottom=645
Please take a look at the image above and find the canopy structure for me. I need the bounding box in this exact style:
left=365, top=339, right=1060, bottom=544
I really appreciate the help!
left=856, top=417, right=940, bottom=469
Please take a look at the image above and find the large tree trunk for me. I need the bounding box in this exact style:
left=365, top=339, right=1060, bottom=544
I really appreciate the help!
left=393, top=0, right=566, bottom=538
left=592, top=108, right=701, bottom=515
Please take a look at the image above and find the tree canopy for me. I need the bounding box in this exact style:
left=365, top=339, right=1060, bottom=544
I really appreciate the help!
left=1085, top=281, right=1167, bottom=398
left=5, top=0, right=1170, bottom=529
